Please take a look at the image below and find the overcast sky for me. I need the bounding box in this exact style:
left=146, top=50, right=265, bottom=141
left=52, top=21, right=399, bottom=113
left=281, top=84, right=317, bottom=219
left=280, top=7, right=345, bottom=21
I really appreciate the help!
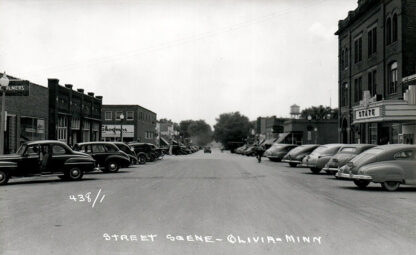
left=0, top=0, right=356, bottom=126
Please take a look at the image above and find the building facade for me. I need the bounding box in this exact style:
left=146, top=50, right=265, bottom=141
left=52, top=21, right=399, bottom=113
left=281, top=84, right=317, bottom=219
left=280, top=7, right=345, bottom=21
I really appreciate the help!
left=336, top=0, right=416, bottom=144
left=283, top=119, right=339, bottom=145
left=0, top=75, right=48, bottom=153
left=102, top=105, right=157, bottom=143
left=256, top=116, right=287, bottom=140
left=48, top=79, right=103, bottom=146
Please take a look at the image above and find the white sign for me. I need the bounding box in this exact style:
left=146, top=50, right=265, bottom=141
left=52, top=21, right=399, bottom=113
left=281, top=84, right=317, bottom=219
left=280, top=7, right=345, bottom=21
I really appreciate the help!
left=102, top=124, right=134, bottom=138
left=355, top=107, right=381, bottom=120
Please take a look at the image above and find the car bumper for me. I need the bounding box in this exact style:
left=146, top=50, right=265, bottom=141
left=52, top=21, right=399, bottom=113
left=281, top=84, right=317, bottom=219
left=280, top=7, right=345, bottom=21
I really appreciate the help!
left=335, top=172, right=373, bottom=180
left=322, top=167, right=339, bottom=173
left=282, top=159, right=302, bottom=164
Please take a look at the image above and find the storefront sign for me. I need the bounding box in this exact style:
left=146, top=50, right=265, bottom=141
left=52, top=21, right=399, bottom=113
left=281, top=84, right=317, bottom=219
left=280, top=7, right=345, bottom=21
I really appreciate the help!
left=102, top=124, right=134, bottom=138
left=355, top=107, right=380, bottom=120
left=5, top=80, right=30, bottom=96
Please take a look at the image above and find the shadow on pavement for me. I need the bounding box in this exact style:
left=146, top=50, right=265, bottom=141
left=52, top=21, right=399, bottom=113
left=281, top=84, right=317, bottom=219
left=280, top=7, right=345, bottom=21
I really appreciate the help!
left=4, top=178, right=97, bottom=186
left=338, top=186, right=416, bottom=192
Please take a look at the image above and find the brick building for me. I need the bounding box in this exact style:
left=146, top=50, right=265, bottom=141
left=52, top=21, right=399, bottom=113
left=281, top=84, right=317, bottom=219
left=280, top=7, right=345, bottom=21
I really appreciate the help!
left=48, top=79, right=103, bottom=146
left=102, top=105, right=157, bottom=143
left=0, top=75, right=48, bottom=153
left=283, top=119, right=338, bottom=145
left=256, top=116, right=287, bottom=140
left=336, top=0, right=416, bottom=144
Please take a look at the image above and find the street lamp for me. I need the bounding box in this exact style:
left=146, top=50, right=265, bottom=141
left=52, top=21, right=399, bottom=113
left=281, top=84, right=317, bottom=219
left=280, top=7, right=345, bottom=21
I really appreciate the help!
left=0, top=72, right=10, bottom=155
left=307, top=115, right=312, bottom=144
left=119, top=113, right=124, bottom=142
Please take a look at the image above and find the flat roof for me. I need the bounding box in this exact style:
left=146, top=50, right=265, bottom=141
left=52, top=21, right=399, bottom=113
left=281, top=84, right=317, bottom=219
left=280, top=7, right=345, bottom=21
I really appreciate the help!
left=102, top=104, right=156, bottom=115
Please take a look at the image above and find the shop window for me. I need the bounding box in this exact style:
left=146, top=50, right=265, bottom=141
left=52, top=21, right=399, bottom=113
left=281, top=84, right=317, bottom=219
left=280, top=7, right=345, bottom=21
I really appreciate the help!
left=105, top=111, right=112, bottom=120
left=20, top=117, right=46, bottom=142
left=388, top=62, right=398, bottom=94
left=126, top=111, right=134, bottom=120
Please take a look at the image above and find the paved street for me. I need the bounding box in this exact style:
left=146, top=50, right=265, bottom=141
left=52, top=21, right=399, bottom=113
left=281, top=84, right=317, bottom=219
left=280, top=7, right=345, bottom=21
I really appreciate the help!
left=1, top=149, right=416, bottom=255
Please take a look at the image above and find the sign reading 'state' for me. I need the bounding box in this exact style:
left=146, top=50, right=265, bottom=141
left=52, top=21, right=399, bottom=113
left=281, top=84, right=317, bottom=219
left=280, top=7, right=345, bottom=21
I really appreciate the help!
left=355, top=107, right=380, bottom=120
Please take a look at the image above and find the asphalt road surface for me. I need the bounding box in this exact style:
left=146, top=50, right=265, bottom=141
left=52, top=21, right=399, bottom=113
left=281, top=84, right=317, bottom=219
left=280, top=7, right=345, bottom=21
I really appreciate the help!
left=1, top=149, right=416, bottom=255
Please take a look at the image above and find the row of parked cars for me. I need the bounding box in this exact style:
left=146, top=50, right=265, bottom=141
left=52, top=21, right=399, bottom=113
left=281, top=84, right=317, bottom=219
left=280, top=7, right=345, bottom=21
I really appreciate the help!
left=235, top=142, right=416, bottom=191
left=0, top=140, right=166, bottom=185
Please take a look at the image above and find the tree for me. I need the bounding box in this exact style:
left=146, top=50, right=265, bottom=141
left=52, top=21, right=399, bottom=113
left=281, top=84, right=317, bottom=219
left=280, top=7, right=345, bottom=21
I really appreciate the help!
left=301, top=105, right=338, bottom=120
left=213, top=112, right=253, bottom=146
left=178, top=120, right=213, bottom=146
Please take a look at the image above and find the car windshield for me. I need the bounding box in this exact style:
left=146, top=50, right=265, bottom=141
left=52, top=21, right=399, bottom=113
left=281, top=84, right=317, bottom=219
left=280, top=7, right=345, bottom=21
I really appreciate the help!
left=16, top=144, right=27, bottom=155
left=310, top=146, right=328, bottom=155
left=350, top=148, right=383, bottom=165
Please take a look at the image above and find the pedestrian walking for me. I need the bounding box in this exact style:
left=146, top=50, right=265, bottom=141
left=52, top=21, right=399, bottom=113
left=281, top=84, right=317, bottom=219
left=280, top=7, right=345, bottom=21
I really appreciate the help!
left=255, top=144, right=265, bottom=163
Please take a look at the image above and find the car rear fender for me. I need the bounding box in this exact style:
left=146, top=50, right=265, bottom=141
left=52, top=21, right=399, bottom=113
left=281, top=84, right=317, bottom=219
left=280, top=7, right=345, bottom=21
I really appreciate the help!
left=105, top=155, right=130, bottom=164
left=361, top=163, right=404, bottom=183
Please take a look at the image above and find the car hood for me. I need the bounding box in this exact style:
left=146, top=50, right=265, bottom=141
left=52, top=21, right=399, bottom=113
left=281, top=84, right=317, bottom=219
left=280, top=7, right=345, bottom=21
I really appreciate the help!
left=0, top=154, right=22, bottom=161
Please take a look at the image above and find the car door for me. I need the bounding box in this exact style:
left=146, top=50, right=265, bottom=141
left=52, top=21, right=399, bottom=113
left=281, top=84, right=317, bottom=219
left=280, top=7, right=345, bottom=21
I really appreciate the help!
left=394, top=150, right=416, bottom=184
left=48, top=144, right=70, bottom=173
left=91, top=144, right=107, bottom=166
left=20, top=144, right=41, bottom=175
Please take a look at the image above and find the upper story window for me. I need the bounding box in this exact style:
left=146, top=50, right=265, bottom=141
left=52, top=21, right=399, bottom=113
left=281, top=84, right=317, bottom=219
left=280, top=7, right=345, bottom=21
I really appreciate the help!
left=368, top=70, right=377, bottom=97
left=367, top=26, right=377, bottom=56
left=354, top=36, right=363, bottom=63
left=388, top=62, right=398, bottom=94
left=354, top=77, right=363, bottom=102
left=115, top=111, right=123, bottom=120
left=126, top=111, right=134, bottom=120
left=341, top=49, right=345, bottom=69
left=392, top=14, right=398, bottom=42
left=386, top=17, right=392, bottom=45
left=105, top=111, right=112, bottom=120
left=341, top=83, right=348, bottom=107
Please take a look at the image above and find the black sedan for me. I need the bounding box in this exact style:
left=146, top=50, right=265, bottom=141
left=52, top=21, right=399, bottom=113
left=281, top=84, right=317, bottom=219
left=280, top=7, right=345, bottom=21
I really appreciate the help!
left=0, top=140, right=96, bottom=185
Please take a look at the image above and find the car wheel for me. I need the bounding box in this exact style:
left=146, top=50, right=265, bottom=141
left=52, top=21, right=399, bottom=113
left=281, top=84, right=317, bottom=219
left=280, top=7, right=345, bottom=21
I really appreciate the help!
left=382, top=181, right=400, bottom=191
left=0, top=170, right=10, bottom=185
left=289, top=163, right=298, bottom=167
left=138, top=155, right=146, bottom=164
left=310, top=168, right=321, bottom=174
left=353, top=180, right=370, bottom=189
left=64, top=167, right=84, bottom=181
left=105, top=161, right=119, bottom=173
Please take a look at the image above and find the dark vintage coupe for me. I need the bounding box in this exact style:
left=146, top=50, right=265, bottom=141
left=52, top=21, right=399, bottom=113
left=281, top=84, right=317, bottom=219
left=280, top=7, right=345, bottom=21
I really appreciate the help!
left=73, top=142, right=130, bottom=173
left=112, top=142, right=139, bottom=165
left=303, top=144, right=344, bottom=174
left=323, top=144, right=375, bottom=175
left=0, top=140, right=96, bottom=185
left=336, top=144, right=416, bottom=191
left=282, top=144, right=320, bottom=167
left=264, top=143, right=298, bottom=162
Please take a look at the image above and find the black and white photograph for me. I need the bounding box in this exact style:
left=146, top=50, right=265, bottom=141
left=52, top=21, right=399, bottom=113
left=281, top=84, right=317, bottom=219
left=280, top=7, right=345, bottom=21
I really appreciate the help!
left=1, top=0, right=416, bottom=254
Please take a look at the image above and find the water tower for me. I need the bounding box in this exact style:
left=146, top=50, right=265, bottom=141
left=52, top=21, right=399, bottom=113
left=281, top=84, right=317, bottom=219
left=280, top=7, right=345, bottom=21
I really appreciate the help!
left=290, top=104, right=301, bottom=119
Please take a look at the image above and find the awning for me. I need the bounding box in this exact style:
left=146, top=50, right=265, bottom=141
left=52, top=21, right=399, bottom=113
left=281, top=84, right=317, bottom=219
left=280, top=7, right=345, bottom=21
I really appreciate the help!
left=160, top=137, right=169, bottom=146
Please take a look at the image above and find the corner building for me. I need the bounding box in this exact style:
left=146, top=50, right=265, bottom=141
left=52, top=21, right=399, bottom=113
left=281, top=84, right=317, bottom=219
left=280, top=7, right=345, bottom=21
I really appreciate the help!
left=336, top=0, right=416, bottom=144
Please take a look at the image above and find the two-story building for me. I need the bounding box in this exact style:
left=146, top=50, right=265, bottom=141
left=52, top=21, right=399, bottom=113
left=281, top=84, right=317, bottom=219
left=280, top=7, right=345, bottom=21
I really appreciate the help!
left=101, top=105, right=157, bottom=143
left=336, top=0, right=416, bottom=144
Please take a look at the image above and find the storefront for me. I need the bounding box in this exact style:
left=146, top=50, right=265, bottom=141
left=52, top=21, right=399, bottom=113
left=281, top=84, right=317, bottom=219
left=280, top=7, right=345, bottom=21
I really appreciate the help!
left=352, top=85, right=416, bottom=145
left=102, top=124, right=135, bottom=142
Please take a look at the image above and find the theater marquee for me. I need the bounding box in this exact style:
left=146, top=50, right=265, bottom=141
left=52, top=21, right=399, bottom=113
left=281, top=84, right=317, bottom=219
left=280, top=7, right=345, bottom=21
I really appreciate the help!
left=355, top=107, right=381, bottom=120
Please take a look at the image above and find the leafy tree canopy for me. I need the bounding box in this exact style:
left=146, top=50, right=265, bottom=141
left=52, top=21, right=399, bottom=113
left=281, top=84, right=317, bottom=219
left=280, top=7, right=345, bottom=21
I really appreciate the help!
left=213, top=112, right=253, bottom=146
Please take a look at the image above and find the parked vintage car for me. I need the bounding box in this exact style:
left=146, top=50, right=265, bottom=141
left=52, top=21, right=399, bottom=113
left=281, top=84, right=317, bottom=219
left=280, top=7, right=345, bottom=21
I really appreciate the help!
left=235, top=145, right=248, bottom=154
left=264, top=143, right=298, bottom=162
left=73, top=142, right=130, bottom=173
left=243, top=145, right=257, bottom=156
left=303, top=144, right=344, bottom=174
left=336, top=144, right=416, bottom=191
left=323, top=144, right=375, bottom=175
left=282, top=144, right=320, bottom=167
left=112, top=142, right=139, bottom=165
left=204, top=146, right=212, bottom=153
left=129, top=143, right=159, bottom=162
left=0, top=140, right=96, bottom=185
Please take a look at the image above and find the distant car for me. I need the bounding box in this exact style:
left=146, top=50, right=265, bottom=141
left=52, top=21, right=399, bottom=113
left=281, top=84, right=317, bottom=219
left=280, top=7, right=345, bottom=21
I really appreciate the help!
left=323, top=144, right=375, bottom=175
left=73, top=142, right=130, bottom=173
left=112, top=142, right=139, bottom=165
left=336, top=144, right=416, bottom=191
left=282, top=144, right=320, bottom=167
left=204, top=147, right=212, bottom=153
left=303, top=144, right=344, bottom=174
left=0, top=140, right=96, bottom=185
left=264, top=143, right=298, bottom=162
